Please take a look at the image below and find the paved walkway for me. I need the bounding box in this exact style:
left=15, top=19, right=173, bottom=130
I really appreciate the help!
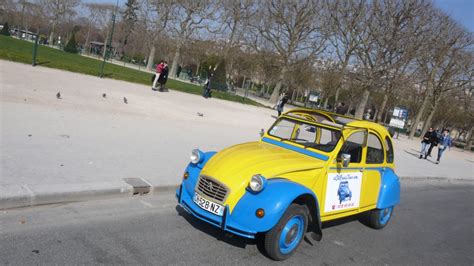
left=1, top=60, right=473, bottom=209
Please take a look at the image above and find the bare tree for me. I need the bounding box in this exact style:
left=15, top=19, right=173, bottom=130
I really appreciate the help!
left=249, top=0, right=327, bottom=104
left=353, top=0, right=431, bottom=119
left=167, top=0, right=217, bottom=77
left=408, top=11, right=472, bottom=139
left=325, top=0, right=367, bottom=106
left=41, top=0, right=80, bottom=45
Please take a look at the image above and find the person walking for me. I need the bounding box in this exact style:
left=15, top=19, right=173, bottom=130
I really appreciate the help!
left=152, top=60, right=165, bottom=91
left=419, top=127, right=434, bottom=159
left=157, top=61, right=169, bottom=92
left=436, top=129, right=453, bottom=164
left=276, top=93, right=289, bottom=116
left=426, top=128, right=440, bottom=157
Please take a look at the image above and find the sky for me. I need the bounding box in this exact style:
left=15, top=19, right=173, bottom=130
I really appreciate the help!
left=433, top=0, right=474, bottom=32
left=84, top=0, right=474, bottom=33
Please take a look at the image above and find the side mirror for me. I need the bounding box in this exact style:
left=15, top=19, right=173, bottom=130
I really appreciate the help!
left=259, top=128, right=265, bottom=137
left=340, top=153, right=351, bottom=167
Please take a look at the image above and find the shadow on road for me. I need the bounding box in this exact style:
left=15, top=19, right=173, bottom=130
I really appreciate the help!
left=175, top=205, right=256, bottom=249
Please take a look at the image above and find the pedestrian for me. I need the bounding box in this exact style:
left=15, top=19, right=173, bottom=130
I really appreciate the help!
left=158, top=61, right=169, bottom=92
left=335, top=102, right=348, bottom=115
left=177, top=64, right=182, bottom=78
left=419, top=127, right=434, bottom=159
left=152, top=60, right=165, bottom=91
left=276, top=93, right=289, bottom=116
left=436, top=129, right=453, bottom=164
left=203, top=67, right=215, bottom=98
left=426, top=128, right=440, bottom=157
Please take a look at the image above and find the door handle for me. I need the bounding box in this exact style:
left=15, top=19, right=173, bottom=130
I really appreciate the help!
left=359, top=168, right=364, bottom=172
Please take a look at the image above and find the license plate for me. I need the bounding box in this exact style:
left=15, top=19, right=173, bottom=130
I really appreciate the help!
left=193, top=192, right=224, bottom=216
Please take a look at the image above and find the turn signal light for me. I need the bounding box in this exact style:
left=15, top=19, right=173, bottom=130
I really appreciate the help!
left=183, top=171, right=189, bottom=180
left=256, top=208, right=265, bottom=218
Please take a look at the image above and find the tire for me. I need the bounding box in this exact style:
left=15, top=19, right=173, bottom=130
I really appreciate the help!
left=363, top=207, right=394, bottom=230
left=264, top=204, right=309, bottom=261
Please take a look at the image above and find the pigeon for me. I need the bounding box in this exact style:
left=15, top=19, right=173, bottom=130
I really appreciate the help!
left=102, top=93, right=107, bottom=98
left=197, top=112, right=204, bottom=117
left=123, top=97, right=128, bottom=104
left=56, top=92, right=61, bottom=99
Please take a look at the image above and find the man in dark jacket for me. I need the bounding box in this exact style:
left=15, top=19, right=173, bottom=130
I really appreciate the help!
left=426, top=128, right=440, bottom=158
left=419, top=127, right=433, bottom=159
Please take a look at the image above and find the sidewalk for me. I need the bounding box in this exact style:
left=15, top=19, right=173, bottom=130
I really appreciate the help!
left=1, top=60, right=473, bottom=209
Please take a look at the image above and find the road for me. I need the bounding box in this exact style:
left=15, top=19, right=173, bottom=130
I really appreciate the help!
left=1, top=181, right=473, bottom=265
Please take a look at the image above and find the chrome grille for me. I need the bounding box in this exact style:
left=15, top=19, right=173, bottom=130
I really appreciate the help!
left=196, top=176, right=228, bottom=202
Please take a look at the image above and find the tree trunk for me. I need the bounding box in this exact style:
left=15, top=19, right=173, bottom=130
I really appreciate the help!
left=408, top=91, right=430, bottom=139
left=146, top=45, right=155, bottom=71
left=269, top=67, right=287, bottom=104
left=103, top=32, right=109, bottom=58
left=355, top=88, right=370, bottom=119
left=84, top=27, right=91, bottom=55
left=376, top=93, right=389, bottom=122
left=48, top=21, right=56, bottom=46
left=334, top=86, right=341, bottom=106
left=324, top=97, right=329, bottom=110
left=196, top=60, right=201, bottom=76
left=465, top=126, right=473, bottom=151
left=421, top=96, right=442, bottom=137
left=169, top=43, right=182, bottom=78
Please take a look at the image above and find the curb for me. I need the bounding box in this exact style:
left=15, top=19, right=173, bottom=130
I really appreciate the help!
left=0, top=180, right=180, bottom=210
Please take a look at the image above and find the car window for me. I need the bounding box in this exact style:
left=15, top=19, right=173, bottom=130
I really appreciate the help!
left=385, top=136, right=394, bottom=163
left=339, top=131, right=366, bottom=163
left=268, top=118, right=341, bottom=152
left=367, top=133, right=384, bottom=164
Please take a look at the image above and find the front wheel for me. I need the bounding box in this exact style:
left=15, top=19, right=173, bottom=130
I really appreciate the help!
left=264, top=204, right=308, bottom=261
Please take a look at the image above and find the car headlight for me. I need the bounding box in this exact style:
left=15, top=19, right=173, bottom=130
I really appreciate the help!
left=190, top=149, right=204, bottom=164
left=249, top=174, right=266, bottom=193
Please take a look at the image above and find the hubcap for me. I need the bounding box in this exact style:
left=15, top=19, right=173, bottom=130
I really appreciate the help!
left=379, top=207, right=393, bottom=225
left=279, top=215, right=305, bottom=254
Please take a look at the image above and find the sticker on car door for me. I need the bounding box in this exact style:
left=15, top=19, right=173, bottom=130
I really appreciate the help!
left=324, top=172, right=362, bottom=212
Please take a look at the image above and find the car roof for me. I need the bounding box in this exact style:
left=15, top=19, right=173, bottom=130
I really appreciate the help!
left=283, top=108, right=390, bottom=136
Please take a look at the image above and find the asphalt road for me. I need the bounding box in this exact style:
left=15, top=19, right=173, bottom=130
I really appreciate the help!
left=1, top=181, right=473, bottom=265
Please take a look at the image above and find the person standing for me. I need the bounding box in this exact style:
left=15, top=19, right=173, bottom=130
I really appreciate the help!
left=436, top=129, right=453, bottom=164
left=419, top=127, right=434, bottom=159
left=158, top=61, right=169, bottom=92
left=152, top=60, right=165, bottom=91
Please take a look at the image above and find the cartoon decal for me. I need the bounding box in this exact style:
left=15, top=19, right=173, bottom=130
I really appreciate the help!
left=324, top=172, right=362, bottom=212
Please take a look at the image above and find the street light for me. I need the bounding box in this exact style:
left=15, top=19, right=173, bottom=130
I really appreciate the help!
left=99, top=0, right=119, bottom=78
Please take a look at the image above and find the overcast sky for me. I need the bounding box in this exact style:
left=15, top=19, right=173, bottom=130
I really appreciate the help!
left=83, top=0, right=474, bottom=32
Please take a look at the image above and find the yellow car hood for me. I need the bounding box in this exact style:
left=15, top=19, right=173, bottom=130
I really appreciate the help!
left=200, top=141, right=326, bottom=207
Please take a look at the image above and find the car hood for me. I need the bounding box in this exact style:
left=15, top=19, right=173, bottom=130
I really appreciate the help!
left=200, top=141, right=326, bottom=205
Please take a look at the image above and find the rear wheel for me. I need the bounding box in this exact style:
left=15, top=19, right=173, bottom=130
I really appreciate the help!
left=363, top=207, right=394, bottom=229
left=264, top=204, right=308, bottom=261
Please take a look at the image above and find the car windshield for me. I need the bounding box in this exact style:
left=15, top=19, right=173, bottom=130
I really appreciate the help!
left=268, top=118, right=342, bottom=152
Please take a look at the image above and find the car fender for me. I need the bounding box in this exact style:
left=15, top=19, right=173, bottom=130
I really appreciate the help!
left=230, top=178, right=321, bottom=234
left=377, top=168, right=401, bottom=209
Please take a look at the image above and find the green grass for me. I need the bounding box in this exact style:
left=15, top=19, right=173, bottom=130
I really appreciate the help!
left=0, top=35, right=263, bottom=107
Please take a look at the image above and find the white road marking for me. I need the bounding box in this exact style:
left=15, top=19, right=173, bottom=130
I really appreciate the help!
left=139, top=200, right=154, bottom=208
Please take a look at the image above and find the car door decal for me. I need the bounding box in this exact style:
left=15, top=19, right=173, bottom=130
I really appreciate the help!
left=324, top=172, right=362, bottom=212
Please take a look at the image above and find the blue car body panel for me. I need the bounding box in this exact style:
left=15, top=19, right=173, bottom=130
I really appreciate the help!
left=176, top=153, right=319, bottom=238
left=376, top=168, right=401, bottom=209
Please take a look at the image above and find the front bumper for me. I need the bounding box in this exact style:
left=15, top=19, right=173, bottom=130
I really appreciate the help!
left=176, top=184, right=257, bottom=239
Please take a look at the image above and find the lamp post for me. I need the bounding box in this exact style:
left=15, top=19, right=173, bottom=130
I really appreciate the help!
left=100, top=0, right=119, bottom=78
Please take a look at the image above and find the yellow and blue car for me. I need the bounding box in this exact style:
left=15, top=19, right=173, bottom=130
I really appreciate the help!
left=176, top=108, right=400, bottom=260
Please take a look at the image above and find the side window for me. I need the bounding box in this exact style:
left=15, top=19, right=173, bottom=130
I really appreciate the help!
left=385, top=136, right=394, bottom=163
left=339, top=131, right=366, bottom=163
left=295, top=124, right=316, bottom=142
left=367, top=133, right=384, bottom=164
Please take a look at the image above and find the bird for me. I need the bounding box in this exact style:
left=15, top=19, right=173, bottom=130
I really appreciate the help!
left=123, top=97, right=128, bottom=104
left=56, top=92, right=61, bottom=99
left=102, top=93, right=107, bottom=98
left=197, top=112, right=204, bottom=117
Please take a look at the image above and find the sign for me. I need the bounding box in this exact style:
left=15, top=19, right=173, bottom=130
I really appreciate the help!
left=389, top=107, right=408, bottom=129
left=324, top=172, right=362, bottom=212
left=308, top=91, right=320, bottom=103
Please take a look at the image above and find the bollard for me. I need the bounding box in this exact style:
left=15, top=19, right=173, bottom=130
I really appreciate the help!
left=32, top=33, right=39, bottom=66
